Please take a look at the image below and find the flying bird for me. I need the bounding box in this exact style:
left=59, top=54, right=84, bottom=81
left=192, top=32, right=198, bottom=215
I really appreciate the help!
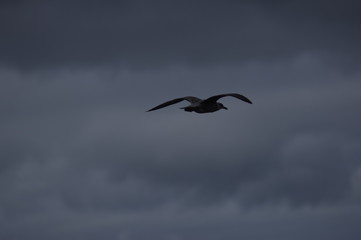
left=147, top=93, right=252, bottom=113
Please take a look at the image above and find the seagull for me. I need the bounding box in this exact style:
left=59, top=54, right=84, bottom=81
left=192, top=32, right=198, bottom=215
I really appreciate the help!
left=147, top=93, right=252, bottom=113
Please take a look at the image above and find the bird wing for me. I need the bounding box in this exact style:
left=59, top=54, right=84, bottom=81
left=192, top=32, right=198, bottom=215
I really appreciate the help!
left=147, top=96, right=201, bottom=112
left=204, top=93, right=253, bottom=104
left=182, top=96, right=202, bottom=103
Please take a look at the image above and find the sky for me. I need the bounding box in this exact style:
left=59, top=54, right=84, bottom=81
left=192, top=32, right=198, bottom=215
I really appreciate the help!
left=1, top=0, right=361, bottom=239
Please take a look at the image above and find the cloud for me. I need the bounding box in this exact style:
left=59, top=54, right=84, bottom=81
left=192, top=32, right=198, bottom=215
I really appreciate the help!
left=1, top=0, right=360, bottom=69
left=1, top=1, right=361, bottom=239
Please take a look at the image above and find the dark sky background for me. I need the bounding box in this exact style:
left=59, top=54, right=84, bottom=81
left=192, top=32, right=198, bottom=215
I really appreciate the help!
left=1, top=1, right=361, bottom=239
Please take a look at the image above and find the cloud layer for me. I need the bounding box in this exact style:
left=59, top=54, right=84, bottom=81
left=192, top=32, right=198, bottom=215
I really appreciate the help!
left=1, top=0, right=360, bottom=69
left=1, top=1, right=361, bottom=239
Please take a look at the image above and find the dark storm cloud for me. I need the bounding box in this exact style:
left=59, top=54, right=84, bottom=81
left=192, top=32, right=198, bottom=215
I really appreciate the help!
left=1, top=0, right=361, bottom=69
left=1, top=64, right=360, bottom=205
left=1, top=62, right=361, bottom=239
left=1, top=1, right=361, bottom=240
left=1, top=70, right=361, bottom=240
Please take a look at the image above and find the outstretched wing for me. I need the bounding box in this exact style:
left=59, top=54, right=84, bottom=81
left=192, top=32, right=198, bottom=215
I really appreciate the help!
left=204, top=93, right=253, bottom=104
left=147, top=96, right=201, bottom=112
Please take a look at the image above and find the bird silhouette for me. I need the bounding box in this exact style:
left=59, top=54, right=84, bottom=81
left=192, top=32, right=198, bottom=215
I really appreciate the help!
left=147, top=93, right=252, bottom=113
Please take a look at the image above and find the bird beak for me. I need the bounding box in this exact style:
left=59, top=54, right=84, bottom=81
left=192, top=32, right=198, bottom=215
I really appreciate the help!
left=223, top=106, right=228, bottom=110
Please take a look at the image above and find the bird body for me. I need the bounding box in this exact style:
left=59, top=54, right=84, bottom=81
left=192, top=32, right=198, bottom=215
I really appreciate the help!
left=147, top=93, right=252, bottom=113
left=180, top=101, right=222, bottom=113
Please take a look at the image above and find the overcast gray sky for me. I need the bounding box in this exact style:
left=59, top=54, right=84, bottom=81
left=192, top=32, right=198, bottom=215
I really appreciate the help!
left=1, top=1, right=361, bottom=239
